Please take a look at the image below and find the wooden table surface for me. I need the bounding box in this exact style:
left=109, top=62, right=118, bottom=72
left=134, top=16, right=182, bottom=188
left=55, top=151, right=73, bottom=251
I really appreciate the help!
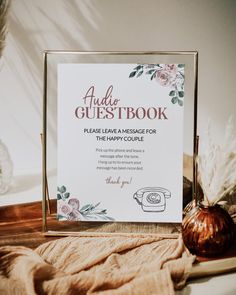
left=1, top=200, right=236, bottom=293
left=0, top=200, right=178, bottom=248
left=0, top=200, right=235, bottom=261
left=0, top=201, right=59, bottom=248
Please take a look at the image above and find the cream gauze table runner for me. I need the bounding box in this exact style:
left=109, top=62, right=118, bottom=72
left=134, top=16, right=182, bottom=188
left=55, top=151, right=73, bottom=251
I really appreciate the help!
left=0, top=234, right=195, bottom=295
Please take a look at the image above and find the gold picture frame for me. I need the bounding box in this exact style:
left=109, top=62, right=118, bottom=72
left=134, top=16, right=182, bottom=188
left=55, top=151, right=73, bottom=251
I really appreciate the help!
left=42, top=51, right=198, bottom=237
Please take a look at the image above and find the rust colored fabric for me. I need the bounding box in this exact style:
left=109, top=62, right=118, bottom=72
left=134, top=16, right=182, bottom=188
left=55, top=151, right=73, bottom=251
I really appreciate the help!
left=0, top=234, right=195, bottom=295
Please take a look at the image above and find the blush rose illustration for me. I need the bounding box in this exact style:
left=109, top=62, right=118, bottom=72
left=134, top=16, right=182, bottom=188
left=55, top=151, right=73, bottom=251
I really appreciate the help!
left=68, top=198, right=80, bottom=210
left=68, top=210, right=80, bottom=221
left=156, top=64, right=178, bottom=87
left=60, top=204, right=72, bottom=215
left=58, top=200, right=80, bottom=221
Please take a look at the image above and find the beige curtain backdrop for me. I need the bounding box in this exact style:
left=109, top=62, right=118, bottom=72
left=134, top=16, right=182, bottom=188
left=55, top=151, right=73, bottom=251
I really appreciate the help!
left=0, top=0, right=236, bottom=204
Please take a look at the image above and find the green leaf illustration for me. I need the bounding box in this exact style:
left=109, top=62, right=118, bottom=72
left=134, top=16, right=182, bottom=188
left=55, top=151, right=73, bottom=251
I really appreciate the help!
left=57, top=193, right=62, bottom=200
left=57, top=214, right=65, bottom=220
left=171, top=97, right=178, bottom=104
left=178, top=99, right=183, bottom=106
left=178, top=64, right=184, bottom=68
left=90, top=209, right=107, bottom=214
left=150, top=71, right=156, bottom=80
left=129, top=71, right=137, bottom=78
left=136, top=70, right=143, bottom=77
left=104, top=216, right=115, bottom=221
left=178, top=91, right=184, bottom=98
left=169, top=90, right=176, bottom=96
left=83, top=213, right=115, bottom=221
left=146, top=69, right=156, bottom=75
left=94, top=202, right=101, bottom=208
left=64, top=192, right=70, bottom=198
left=80, top=204, right=93, bottom=212
left=58, top=186, right=66, bottom=193
left=134, top=65, right=143, bottom=71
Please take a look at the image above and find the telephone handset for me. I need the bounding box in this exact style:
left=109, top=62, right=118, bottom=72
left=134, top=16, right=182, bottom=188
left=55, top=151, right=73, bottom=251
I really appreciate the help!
left=133, top=187, right=171, bottom=212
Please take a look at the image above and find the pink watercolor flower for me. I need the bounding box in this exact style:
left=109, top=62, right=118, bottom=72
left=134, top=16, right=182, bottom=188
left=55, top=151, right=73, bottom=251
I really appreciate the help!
left=68, top=210, right=80, bottom=221
left=68, top=198, right=80, bottom=210
left=156, top=70, right=172, bottom=86
left=164, top=64, right=177, bottom=72
left=156, top=64, right=178, bottom=87
left=60, top=204, right=72, bottom=215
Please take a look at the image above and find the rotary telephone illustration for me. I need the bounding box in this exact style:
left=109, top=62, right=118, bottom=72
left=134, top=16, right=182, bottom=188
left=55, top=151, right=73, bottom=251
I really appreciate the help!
left=133, top=187, right=171, bottom=212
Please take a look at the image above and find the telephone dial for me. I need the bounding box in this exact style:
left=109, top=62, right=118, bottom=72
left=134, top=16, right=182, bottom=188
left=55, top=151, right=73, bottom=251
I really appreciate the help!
left=133, top=187, right=171, bottom=212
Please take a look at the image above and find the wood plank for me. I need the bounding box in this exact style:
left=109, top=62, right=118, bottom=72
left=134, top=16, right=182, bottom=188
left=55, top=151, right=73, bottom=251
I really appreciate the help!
left=190, top=257, right=236, bottom=279
left=0, top=200, right=57, bottom=222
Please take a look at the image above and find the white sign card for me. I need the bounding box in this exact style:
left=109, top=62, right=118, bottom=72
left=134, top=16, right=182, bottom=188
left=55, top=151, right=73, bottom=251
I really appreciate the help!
left=57, top=63, right=185, bottom=223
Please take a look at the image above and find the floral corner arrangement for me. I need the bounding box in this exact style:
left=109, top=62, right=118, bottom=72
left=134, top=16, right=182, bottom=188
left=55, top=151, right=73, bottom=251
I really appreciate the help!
left=197, top=118, right=236, bottom=206
left=57, top=186, right=115, bottom=221
left=129, top=63, right=185, bottom=106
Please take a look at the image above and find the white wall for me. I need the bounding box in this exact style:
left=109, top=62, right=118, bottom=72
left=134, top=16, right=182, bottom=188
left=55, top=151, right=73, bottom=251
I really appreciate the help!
left=0, top=0, right=236, bottom=204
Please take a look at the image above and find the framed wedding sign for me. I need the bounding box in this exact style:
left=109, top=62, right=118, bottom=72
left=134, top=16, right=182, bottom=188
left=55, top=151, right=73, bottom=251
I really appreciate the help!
left=42, top=51, right=198, bottom=236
